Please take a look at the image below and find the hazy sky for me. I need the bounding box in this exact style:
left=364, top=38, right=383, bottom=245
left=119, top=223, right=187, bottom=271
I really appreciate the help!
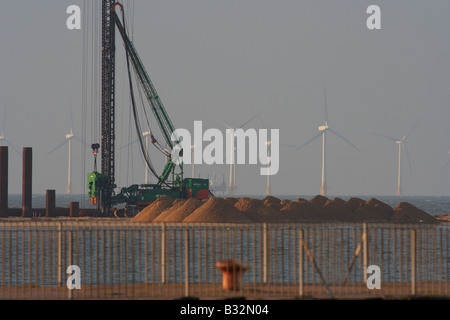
left=0, top=0, right=449, bottom=197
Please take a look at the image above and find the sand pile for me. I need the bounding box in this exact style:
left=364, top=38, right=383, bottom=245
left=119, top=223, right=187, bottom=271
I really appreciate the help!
left=279, top=199, right=320, bottom=222
left=356, top=198, right=394, bottom=222
left=234, top=197, right=291, bottom=222
left=308, top=195, right=329, bottom=208
left=390, top=202, right=438, bottom=224
left=132, top=196, right=175, bottom=222
left=156, top=198, right=203, bottom=223
left=224, top=197, right=239, bottom=205
left=263, top=196, right=283, bottom=211
left=436, top=214, right=450, bottom=222
left=133, top=195, right=439, bottom=224
left=152, top=199, right=191, bottom=223
left=183, top=197, right=252, bottom=223
left=321, top=198, right=362, bottom=222
left=344, top=198, right=367, bottom=211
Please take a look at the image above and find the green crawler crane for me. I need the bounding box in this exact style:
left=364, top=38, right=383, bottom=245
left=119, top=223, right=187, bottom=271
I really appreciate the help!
left=88, top=2, right=210, bottom=215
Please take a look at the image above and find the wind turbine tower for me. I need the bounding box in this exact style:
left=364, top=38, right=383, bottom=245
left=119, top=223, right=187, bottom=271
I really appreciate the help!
left=372, top=117, right=421, bottom=196
left=222, top=112, right=262, bottom=195
left=46, top=101, right=85, bottom=194
left=296, top=84, right=359, bottom=196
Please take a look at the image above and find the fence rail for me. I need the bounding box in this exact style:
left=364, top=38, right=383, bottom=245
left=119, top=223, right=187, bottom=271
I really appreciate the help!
left=0, top=221, right=448, bottom=299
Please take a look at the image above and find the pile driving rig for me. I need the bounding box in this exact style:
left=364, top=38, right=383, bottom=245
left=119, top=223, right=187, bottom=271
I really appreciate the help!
left=88, top=1, right=210, bottom=216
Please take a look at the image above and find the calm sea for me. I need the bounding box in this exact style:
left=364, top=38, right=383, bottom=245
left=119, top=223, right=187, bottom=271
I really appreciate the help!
left=4, top=194, right=450, bottom=215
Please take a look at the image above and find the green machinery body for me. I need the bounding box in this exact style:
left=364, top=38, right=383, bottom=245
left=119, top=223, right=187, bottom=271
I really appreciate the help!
left=88, top=174, right=209, bottom=208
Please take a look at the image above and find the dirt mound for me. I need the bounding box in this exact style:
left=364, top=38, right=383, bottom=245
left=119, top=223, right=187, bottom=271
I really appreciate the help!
left=390, top=202, right=438, bottom=224
left=362, top=198, right=394, bottom=221
left=224, top=197, right=239, bottom=205
left=183, top=197, right=252, bottom=223
left=344, top=198, right=366, bottom=211
left=132, top=196, right=175, bottom=222
left=308, top=195, right=329, bottom=208
left=133, top=195, right=439, bottom=224
left=263, top=196, right=283, bottom=211
left=234, top=197, right=291, bottom=222
left=152, top=199, right=187, bottom=222
left=280, top=199, right=320, bottom=222
left=321, top=198, right=362, bottom=222
left=436, top=214, right=450, bottom=223
left=158, top=198, right=203, bottom=223
left=311, top=198, right=344, bottom=222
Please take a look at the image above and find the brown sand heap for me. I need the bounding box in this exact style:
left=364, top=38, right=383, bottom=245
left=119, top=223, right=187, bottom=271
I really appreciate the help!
left=224, top=197, right=239, bottom=206
left=390, top=202, right=438, bottom=224
left=133, top=195, right=439, bottom=224
left=132, top=196, right=175, bottom=222
left=307, top=195, right=341, bottom=221
left=183, top=197, right=252, bottom=223
left=344, top=197, right=367, bottom=212
left=279, top=199, right=320, bottom=222
left=436, top=214, right=450, bottom=222
left=156, top=198, right=203, bottom=223
left=234, top=197, right=291, bottom=222
left=308, top=195, right=329, bottom=208
left=321, top=198, right=362, bottom=222
left=354, top=198, right=394, bottom=222
left=152, top=199, right=187, bottom=223
left=263, top=196, right=283, bottom=211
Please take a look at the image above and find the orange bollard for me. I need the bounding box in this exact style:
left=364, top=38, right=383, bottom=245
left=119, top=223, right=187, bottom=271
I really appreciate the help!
left=216, top=259, right=249, bottom=291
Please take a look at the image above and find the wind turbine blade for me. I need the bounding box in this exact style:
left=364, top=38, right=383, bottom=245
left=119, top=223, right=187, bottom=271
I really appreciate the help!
left=258, top=114, right=266, bottom=129
left=72, top=136, right=89, bottom=147
left=3, top=138, right=21, bottom=157
left=371, top=132, right=398, bottom=142
left=238, top=110, right=264, bottom=129
left=218, top=120, right=233, bottom=130
left=443, top=159, right=450, bottom=172
left=45, top=140, right=69, bottom=156
left=402, top=143, right=413, bottom=176
left=120, top=138, right=140, bottom=150
left=403, top=116, right=422, bottom=142
left=280, top=143, right=299, bottom=149
left=1, top=105, right=6, bottom=133
left=69, top=99, right=74, bottom=131
left=329, top=128, right=359, bottom=151
left=295, top=131, right=323, bottom=151
left=322, top=83, right=328, bottom=125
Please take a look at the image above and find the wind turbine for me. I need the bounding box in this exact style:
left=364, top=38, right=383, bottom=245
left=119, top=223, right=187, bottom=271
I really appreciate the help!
left=372, top=117, right=421, bottom=196
left=444, top=151, right=450, bottom=172
left=258, top=114, right=272, bottom=196
left=45, top=101, right=86, bottom=194
left=296, top=84, right=359, bottom=196
left=221, top=111, right=263, bottom=195
left=120, top=130, right=156, bottom=184
left=0, top=105, right=21, bottom=157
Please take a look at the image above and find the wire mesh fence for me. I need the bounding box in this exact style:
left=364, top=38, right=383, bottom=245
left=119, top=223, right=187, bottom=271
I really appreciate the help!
left=0, top=221, right=448, bottom=299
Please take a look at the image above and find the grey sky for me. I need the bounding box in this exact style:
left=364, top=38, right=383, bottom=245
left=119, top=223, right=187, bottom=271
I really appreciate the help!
left=0, top=0, right=449, bottom=197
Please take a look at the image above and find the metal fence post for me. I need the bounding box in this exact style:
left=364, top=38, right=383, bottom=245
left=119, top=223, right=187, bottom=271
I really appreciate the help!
left=68, top=230, right=72, bottom=300
left=411, top=228, right=416, bottom=296
left=161, top=223, right=166, bottom=284
left=299, top=228, right=304, bottom=298
left=263, top=223, right=268, bottom=284
left=57, top=222, right=62, bottom=287
left=185, top=228, right=189, bottom=297
left=363, top=223, right=368, bottom=283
